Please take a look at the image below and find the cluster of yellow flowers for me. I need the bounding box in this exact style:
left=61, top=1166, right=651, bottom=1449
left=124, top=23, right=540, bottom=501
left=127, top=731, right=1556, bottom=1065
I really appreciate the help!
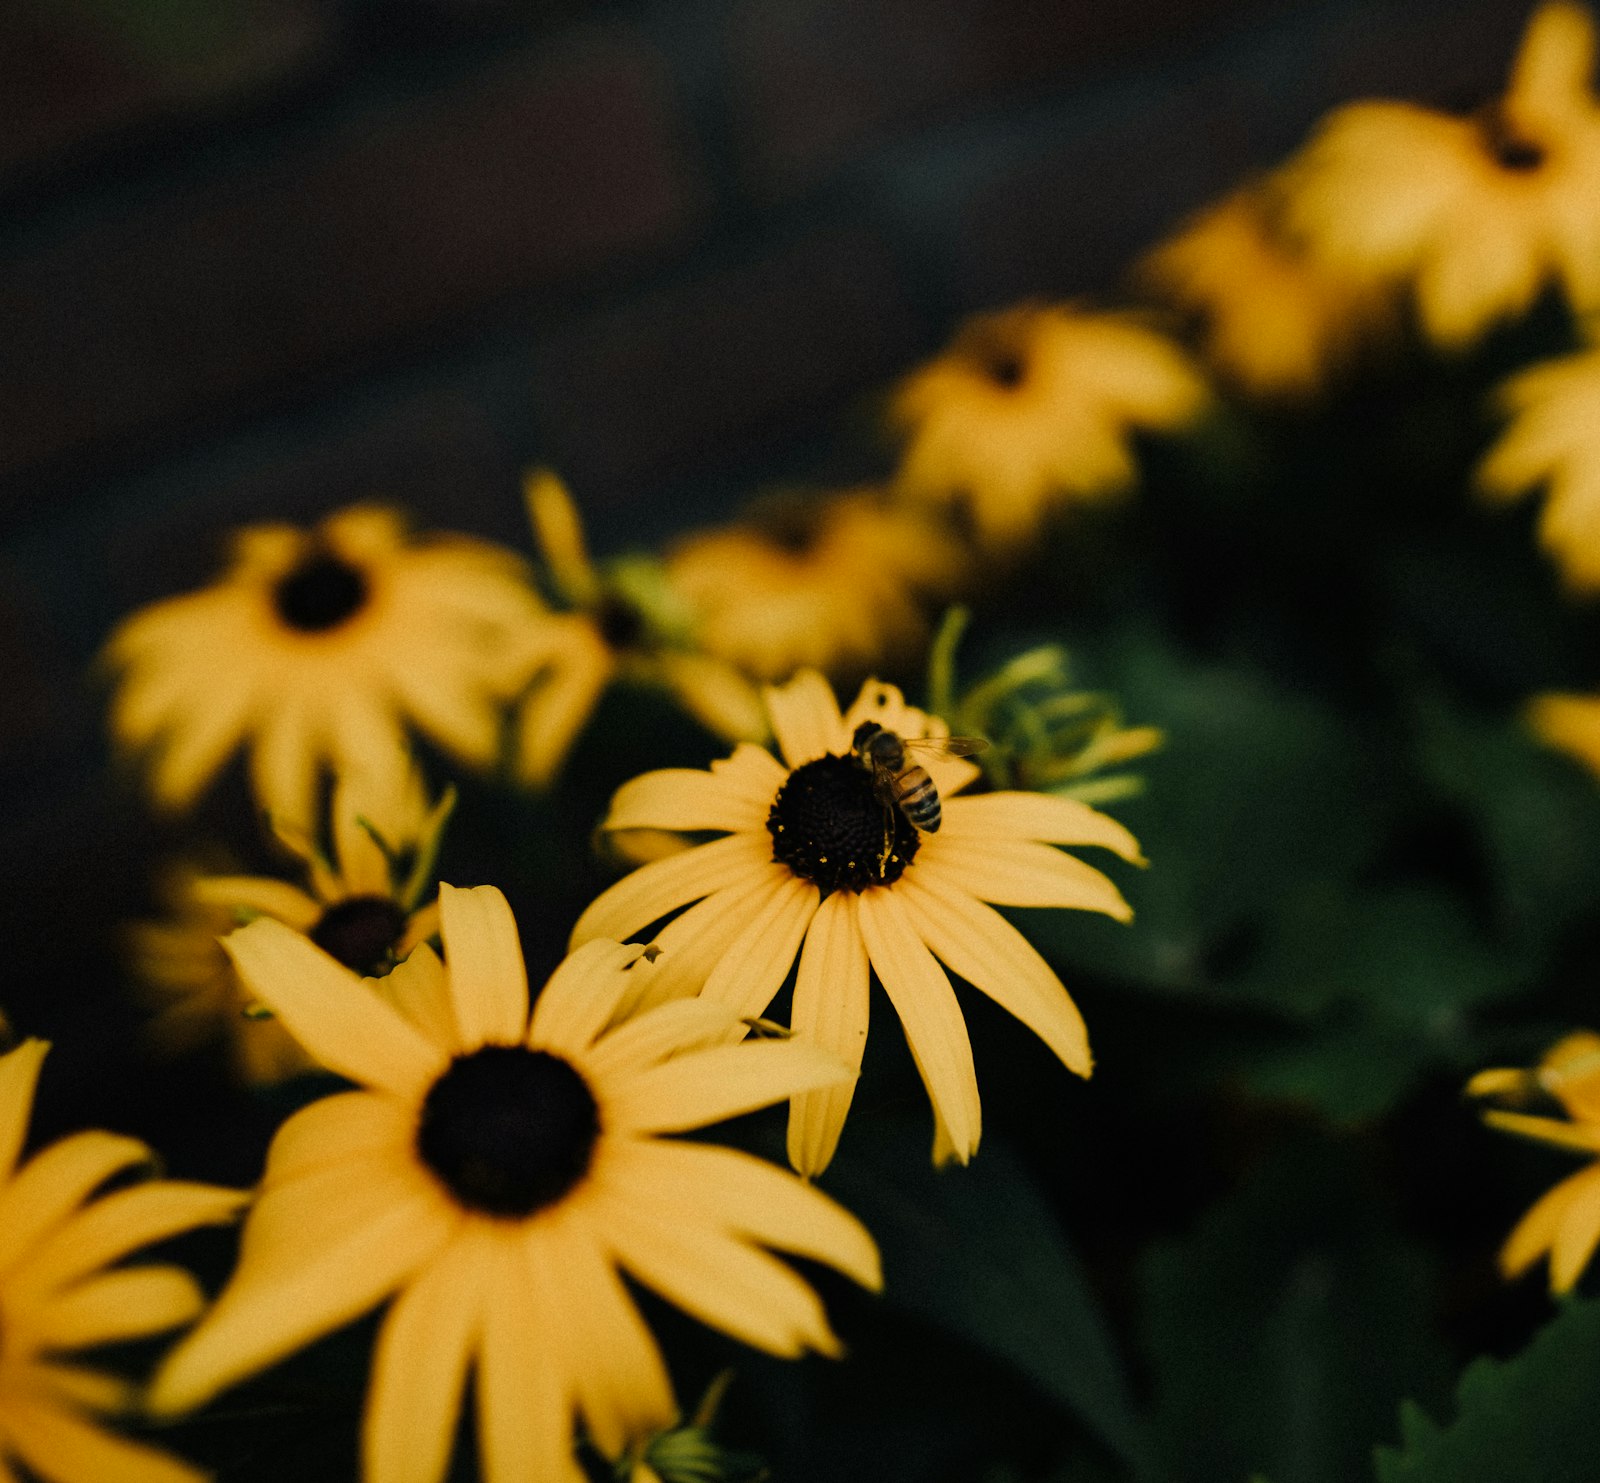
left=26, top=3, right=1600, bottom=1478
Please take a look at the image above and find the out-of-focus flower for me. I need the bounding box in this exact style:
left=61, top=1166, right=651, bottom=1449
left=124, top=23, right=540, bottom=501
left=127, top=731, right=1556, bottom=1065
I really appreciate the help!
left=665, top=488, right=969, bottom=683
left=1137, top=182, right=1398, bottom=399
left=151, top=886, right=876, bottom=1483
left=576, top=670, right=1143, bottom=1176
left=1526, top=690, right=1600, bottom=778
left=129, top=771, right=454, bottom=1084
left=104, top=506, right=541, bottom=823
left=1280, top=1, right=1600, bottom=349
left=514, top=473, right=767, bottom=787
left=1469, top=1031, right=1600, bottom=1290
left=0, top=1039, right=246, bottom=1483
left=1479, top=343, right=1600, bottom=588
left=887, top=303, right=1209, bottom=550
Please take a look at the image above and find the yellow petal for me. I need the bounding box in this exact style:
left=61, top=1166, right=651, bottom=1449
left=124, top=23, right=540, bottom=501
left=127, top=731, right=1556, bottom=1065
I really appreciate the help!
left=764, top=670, right=847, bottom=769
left=603, top=765, right=773, bottom=836
left=528, top=1210, right=677, bottom=1458
left=857, top=886, right=981, bottom=1164
left=0, top=1039, right=49, bottom=1186
left=899, top=873, right=1092, bottom=1078
left=247, top=698, right=323, bottom=832
left=4, top=1394, right=206, bottom=1483
left=583, top=1000, right=745, bottom=1084
left=526, top=469, right=601, bottom=608
left=516, top=626, right=616, bottom=789
left=698, top=875, right=820, bottom=1022
left=786, top=891, right=871, bottom=1178
left=188, top=876, right=321, bottom=929
left=1551, top=1162, right=1600, bottom=1290
left=1503, top=1170, right=1583, bottom=1279
left=636, top=870, right=793, bottom=1007
left=223, top=918, right=447, bottom=1096
left=570, top=834, right=777, bottom=949
left=657, top=652, right=770, bottom=745
left=1483, top=1109, right=1600, bottom=1154
left=376, top=944, right=457, bottom=1046
left=0, top=1133, right=153, bottom=1280
left=439, top=885, right=529, bottom=1050
left=940, top=792, right=1145, bottom=863
left=604, top=1041, right=854, bottom=1136
left=33, top=1267, right=204, bottom=1350
left=261, top=1091, right=415, bottom=1186
left=919, top=836, right=1133, bottom=917
left=363, top=1225, right=488, bottom=1483
left=529, top=941, right=659, bottom=1059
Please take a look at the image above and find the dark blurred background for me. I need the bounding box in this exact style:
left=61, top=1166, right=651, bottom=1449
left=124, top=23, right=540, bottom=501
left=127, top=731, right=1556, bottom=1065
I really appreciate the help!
left=0, top=0, right=1537, bottom=1145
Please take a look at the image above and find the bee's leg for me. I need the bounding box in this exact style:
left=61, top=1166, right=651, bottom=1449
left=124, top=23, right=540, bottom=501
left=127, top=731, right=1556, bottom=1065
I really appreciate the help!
left=877, top=798, right=894, bottom=874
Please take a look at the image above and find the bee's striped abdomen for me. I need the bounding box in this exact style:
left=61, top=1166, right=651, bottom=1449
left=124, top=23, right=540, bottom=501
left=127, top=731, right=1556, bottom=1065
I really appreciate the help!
left=894, top=767, right=941, bottom=832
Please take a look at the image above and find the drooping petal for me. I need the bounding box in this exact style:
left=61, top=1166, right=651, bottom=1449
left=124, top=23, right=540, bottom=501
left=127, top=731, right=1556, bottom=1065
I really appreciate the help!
left=439, top=885, right=530, bottom=1050
left=899, top=874, right=1091, bottom=1077
left=570, top=833, right=777, bottom=949
left=764, top=670, right=847, bottom=769
left=1502, top=1164, right=1591, bottom=1278
left=476, top=1228, right=583, bottom=1483
left=698, top=875, right=820, bottom=1022
left=786, top=891, right=870, bottom=1178
left=602, top=1137, right=880, bottom=1292
left=940, top=792, right=1145, bottom=862
left=223, top=918, right=446, bottom=1096
left=31, top=1267, right=205, bottom=1350
left=918, top=836, right=1133, bottom=917
left=5, top=1395, right=206, bottom=1483
left=529, top=941, right=658, bottom=1058
left=0, top=1039, right=49, bottom=1186
left=857, top=887, right=982, bottom=1164
left=604, top=1041, right=854, bottom=1136
left=362, top=1225, right=488, bottom=1483
left=1551, top=1162, right=1600, bottom=1291
left=0, top=1134, right=153, bottom=1280
left=527, top=1210, right=677, bottom=1459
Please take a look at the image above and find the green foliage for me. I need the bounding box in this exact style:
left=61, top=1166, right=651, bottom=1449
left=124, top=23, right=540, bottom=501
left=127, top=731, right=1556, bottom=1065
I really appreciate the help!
left=1375, top=1299, right=1600, bottom=1483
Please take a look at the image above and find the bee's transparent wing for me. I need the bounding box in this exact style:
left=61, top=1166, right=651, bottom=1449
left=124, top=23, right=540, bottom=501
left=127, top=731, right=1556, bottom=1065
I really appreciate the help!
left=902, top=735, right=990, bottom=759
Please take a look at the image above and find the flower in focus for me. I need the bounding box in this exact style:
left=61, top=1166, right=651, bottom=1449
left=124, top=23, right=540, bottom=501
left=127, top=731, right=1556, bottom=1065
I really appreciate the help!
left=665, top=488, right=970, bottom=684
left=1280, top=1, right=1600, bottom=348
left=575, top=670, right=1144, bottom=1175
left=0, top=1038, right=246, bottom=1483
left=151, top=885, right=877, bottom=1483
left=1478, top=343, right=1600, bottom=588
left=105, top=506, right=541, bottom=823
left=887, top=303, right=1209, bottom=550
left=1137, top=182, right=1397, bottom=399
left=514, top=472, right=767, bottom=787
left=129, top=771, right=454, bottom=1084
left=1468, top=1031, right=1600, bottom=1290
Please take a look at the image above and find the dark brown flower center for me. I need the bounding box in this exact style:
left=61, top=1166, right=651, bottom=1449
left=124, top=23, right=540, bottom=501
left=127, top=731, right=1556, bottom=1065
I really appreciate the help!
left=767, top=752, right=919, bottom=892
left=1480, top=105, right=1546, bottom=172
left=984, top=351, right=1027, bottom=388
left=273, top=552, right=370, bottom=633
left=595, top=592, right=645, bottom=651
left=310, top=895, right=407, bottom=977
left=416, top=1046, right=599, bottom=1218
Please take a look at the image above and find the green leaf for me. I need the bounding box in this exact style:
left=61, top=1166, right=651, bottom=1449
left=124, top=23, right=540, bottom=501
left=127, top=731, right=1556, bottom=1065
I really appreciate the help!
left=1139, top=1137, right=1451, bottom=1483
left=1375, top=1299, right=1600, bottom=1483
left=817, top=1116, right=1148, bottom=1474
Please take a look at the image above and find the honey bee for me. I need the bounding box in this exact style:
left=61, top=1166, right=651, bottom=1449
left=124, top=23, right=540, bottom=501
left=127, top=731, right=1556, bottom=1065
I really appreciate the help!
left=852, top=721, right=989, bottom=867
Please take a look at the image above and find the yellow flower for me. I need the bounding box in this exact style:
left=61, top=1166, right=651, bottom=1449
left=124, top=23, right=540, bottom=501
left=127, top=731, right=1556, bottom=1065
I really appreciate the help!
left=0, top=1039, right=245, bottom=1483
left=105, top=506, right=541, bottom=822
left=1279, top=1, right=1600, bottom=348
left=1469, top=1031, right=1600, bottom=1290
left=515, top=473, right=767, bottom=787
left=887, top=303, right=1209, bottom=550
left=574, top=670, right=1144, bottom=1176
left=664, top=488, right=970, bottom=683
left=1478, top=344, right=1600, bottom=589
left=130, top=772, right=454, bottom=1084
left=150, top=885, right=877, bottom=1483
left=1525, top=689, right=1600, bottom=778
left=1136, top=182, right=1397, bottom=400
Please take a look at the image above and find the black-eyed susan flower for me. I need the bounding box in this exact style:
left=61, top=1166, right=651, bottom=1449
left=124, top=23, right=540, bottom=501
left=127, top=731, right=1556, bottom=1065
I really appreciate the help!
left=105, top=506, right=541, bottom=823
left=1280, top=1, right=1600, bottom=349
left=514, top=472, right=767, bottom=787
left=150, top=884, right=877, bottom=1483
left=0, top=1038, right=245, bottom=1483
left=887, top=303, right=1209, bottom=551
left=664, top=488, right=970, bottom=684
left=1469, top=1031, right=1600, bottom=1290
left=1478, top=343, right=1600, bottom=588
left=130, top=771, right=454, bottom=1084
left=574, top=670, right=1144, bottom=1176
left=1136, top=182, right=1397, bottom=400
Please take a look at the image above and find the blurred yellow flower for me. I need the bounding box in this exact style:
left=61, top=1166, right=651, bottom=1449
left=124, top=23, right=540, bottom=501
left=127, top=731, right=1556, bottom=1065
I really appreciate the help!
left=1137, top=183, right=1397, bottom=400
left=0, top=1039, right=245, bottom=1483
left=130, top=771, right=453, bottom=1084
left=151, top=885, right=877, bottom=1483
left=1479, top=344, right=1600, bottom=588
left=665, top=488, right=969, bottom=683
left=105, top=506, right=540, bottom=823
left=576, top=670, right=1143, bottom=1176
left=1525, top=689, right=1600, bottom=778
left=1280, top=1, right=1600, bottom=348
left=514, top=472, right=767, bottom=787
left=887, top=303, right=1209, bottom=550
left=1469, top=1031, right=1600, bottom=1291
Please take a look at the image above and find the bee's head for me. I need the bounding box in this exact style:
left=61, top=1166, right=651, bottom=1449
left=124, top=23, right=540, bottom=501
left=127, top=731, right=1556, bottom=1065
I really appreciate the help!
left=852, top=720, right=902, bottom=767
